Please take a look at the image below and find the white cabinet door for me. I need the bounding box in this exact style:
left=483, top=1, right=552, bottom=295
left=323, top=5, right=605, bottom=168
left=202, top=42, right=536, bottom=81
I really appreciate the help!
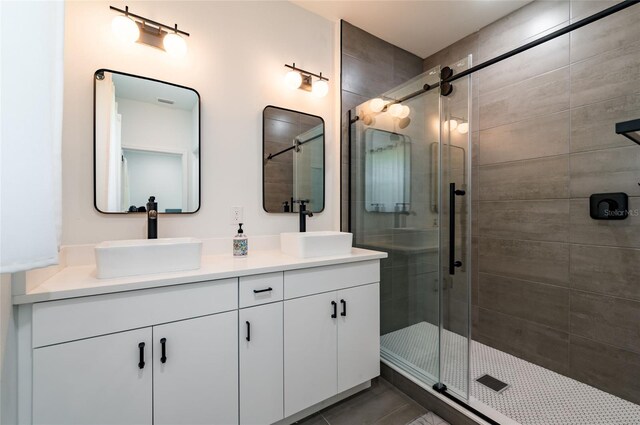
left=337, top=283, right=380, bottom=393
left=33, top=327, right=152, bottom=425
left=284, top=292, right=338, bottom=417
left=153, top=311, right=239, bottom=425
left=239, top=302, right=284, bottom=425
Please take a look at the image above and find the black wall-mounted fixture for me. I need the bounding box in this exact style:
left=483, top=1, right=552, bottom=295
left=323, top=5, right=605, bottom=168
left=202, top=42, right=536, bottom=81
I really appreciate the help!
left=616, top=119, right=640, bottom=145
left=590, top=192, right=629, bottom=220
left=284, top=63, right=330, bottom=97
left=110, top=5, right=189, bottom=56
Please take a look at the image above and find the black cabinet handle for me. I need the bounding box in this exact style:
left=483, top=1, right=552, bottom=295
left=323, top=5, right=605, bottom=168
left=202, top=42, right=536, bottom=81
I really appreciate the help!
left=331, top=301, right=337, bottom=318
left=138, top=342, right=146, bottom=369
left=449, top=183, right=466, bottom=275
left=253, top=287, right=273, bottom=294
left=246, top=321, right=251, bottom=341
left=340, top=299, right=347, bottom=317
left=160, top=338, right=167, bottom=364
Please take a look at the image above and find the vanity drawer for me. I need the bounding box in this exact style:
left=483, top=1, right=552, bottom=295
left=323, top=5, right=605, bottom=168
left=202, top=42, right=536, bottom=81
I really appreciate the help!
left=284, top=260, right=380, bottom=299
left=239, top=272, right=284, bottom=308
left=32, top=278, right=238, bottom=348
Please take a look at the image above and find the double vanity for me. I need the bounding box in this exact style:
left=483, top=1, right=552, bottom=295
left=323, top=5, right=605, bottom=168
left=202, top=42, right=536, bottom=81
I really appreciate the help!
left=6, top=66, right=385, bottom=425
left=13, top=233, right=386, bottom=425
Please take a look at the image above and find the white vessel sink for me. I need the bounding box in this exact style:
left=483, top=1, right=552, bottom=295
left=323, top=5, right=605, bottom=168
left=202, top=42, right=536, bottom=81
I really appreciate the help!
left=280, top=231, right=353, bottom=258
left=95, top=238, right=202, bottom=279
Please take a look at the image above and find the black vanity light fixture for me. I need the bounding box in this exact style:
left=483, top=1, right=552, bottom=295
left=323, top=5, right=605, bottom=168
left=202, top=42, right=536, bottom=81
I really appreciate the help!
left=616, top=119, right=640, bottom=145
left=110, top=6, right=189, bottom=57
left=284, top=63, right=329, bottom=98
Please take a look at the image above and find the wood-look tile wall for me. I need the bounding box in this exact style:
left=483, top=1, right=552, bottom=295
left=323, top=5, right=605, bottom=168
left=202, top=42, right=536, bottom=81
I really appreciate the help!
left=340, top=21, right=426, bottom=334
left=424, top=0, right=640, bottom=404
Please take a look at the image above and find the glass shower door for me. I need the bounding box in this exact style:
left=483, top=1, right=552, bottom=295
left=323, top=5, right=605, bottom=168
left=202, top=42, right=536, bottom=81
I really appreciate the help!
left=349, top=67, right=444, bottom=385
left=438, top=56, right=472, bottom=401
left=347, top=59, right=471, bottom=400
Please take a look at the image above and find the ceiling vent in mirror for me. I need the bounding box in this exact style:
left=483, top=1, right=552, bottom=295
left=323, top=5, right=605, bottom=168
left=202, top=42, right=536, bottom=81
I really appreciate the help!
left=110, top=5, right=189, bottom=58
left=157, top=98, right=175, bottom=105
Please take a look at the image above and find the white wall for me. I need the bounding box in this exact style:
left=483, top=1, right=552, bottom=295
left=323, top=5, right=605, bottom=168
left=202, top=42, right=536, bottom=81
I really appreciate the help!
left=118, top=97, right=193, bottom=154
left=63, top=1, right=338, bottom=244
left=124, top=149, right=184, bottom=211
left=118, top=97, right=193, bottom=211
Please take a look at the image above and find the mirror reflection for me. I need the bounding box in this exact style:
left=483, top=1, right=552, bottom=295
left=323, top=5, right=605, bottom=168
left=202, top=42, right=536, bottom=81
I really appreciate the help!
left=94, top=69, right=200, bottom=213
left=365, top=129, right=411, bottom=213
left=262, top=106, right=325, bottom=213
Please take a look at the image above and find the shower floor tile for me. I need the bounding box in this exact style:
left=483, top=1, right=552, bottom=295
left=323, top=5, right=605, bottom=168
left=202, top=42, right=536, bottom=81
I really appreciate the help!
left=381, top=322, right=640, bottom=425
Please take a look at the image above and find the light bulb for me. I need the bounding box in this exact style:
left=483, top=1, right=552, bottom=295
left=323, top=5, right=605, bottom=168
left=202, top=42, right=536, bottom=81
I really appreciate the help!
left=163, top=32, right=187, bottom=57
left=284, top=70, right=303, bottom=90
left=388, top=103, right=403, bottom=118
left=112, top=15, right=140, bottom=44
left=369, top=98, right=385, bottom=113
left=312, top=79, right=329, bottom=97
left=457, top=122, right=469, bottom=134
left=447, top=119, right=458, bottom=131
left=398, top=105, right=411, bottom=119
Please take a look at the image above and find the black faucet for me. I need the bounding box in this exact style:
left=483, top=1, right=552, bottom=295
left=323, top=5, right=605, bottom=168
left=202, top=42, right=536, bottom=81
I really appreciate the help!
left=394, top=203, right=411, bottom=228
left=146, top=196, right=158, bottom=239
left=298, top=200, right=313, bottom=232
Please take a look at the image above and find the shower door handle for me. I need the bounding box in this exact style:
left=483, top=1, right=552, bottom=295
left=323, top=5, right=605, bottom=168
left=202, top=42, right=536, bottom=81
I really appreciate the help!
left=449, top=182, right=465, bottom=275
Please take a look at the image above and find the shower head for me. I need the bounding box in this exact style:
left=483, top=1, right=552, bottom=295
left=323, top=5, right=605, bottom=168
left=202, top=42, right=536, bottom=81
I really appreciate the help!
left=616, top=118, right=640, bottom=145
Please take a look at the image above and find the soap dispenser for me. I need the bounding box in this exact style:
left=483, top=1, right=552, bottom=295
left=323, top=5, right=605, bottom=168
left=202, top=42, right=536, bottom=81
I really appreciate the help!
left=233, top=223, right=248, bottom=257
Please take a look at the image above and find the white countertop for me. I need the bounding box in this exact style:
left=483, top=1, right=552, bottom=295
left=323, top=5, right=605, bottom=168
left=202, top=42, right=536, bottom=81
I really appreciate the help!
left=13, top=248, right=387, bottom=305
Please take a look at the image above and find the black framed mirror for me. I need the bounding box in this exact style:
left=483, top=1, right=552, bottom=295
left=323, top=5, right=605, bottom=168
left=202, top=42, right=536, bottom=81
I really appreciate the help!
left=262, top=105, right=325, bottom=213
left=93, top=69, right=200, bottom=214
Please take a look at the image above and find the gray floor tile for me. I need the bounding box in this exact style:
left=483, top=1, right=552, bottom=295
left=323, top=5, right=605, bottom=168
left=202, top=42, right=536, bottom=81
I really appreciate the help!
left=295, top=413, right=330, bottom=425
left=372, top=403, right=427, bottom=425
left=321, top=379, right=413, bottom=425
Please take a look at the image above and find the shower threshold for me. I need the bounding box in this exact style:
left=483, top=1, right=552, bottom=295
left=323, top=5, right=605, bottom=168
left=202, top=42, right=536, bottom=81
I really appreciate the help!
left=381, top=322, right=640, bottom=425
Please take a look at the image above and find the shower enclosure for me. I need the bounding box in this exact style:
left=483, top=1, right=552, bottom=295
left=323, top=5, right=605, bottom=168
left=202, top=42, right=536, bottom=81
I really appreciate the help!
left=348, top=57, right=473, bottom=401
left=345, top=1, right=640, bottom=423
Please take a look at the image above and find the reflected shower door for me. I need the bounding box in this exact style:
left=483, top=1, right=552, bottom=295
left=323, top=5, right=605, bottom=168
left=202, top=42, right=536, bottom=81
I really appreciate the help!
left=439, top=55, right=472, bottom=401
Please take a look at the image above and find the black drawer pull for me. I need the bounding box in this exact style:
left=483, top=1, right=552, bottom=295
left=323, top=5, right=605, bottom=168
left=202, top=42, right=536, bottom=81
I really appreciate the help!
left=160, top=338, right=167, bottom=364
left=138, top=342, right=146, bottom=369
left=331, top=301, right=337, bottom=318
left=340, top=299, right=347, bottom=317
left=253, top=287, right=273, bottom=294
left=246, top=321, right=251, bottom=341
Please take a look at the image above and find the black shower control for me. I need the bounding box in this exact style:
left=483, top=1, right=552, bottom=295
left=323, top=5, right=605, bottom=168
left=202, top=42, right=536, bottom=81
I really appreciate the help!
left=589, top=193, right=628, bottom=220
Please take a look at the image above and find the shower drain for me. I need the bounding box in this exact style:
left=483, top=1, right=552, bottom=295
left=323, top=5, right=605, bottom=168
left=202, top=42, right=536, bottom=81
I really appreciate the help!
left=476, top=374, right=510, bottom=393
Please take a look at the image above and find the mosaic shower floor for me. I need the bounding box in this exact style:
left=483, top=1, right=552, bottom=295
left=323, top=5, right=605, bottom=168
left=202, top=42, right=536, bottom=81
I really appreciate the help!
left=382, top=322, right=640, bottom=425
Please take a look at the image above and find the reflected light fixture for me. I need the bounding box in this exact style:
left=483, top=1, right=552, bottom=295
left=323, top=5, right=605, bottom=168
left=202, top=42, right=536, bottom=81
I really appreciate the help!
left=616, top=119, right=640, bottom=145
left=110, top=6, right=190, bottom=57
left=398, top=105, right=411, bottom=119
left=367, top=99, right=409, bottom=119
left=369, top=98, right=385, bottom=113
left=284, top=63, right=330, bottom=97
left=388, top=103, right=404, bottom=118
left=446, top=117, right=470, bottom=134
